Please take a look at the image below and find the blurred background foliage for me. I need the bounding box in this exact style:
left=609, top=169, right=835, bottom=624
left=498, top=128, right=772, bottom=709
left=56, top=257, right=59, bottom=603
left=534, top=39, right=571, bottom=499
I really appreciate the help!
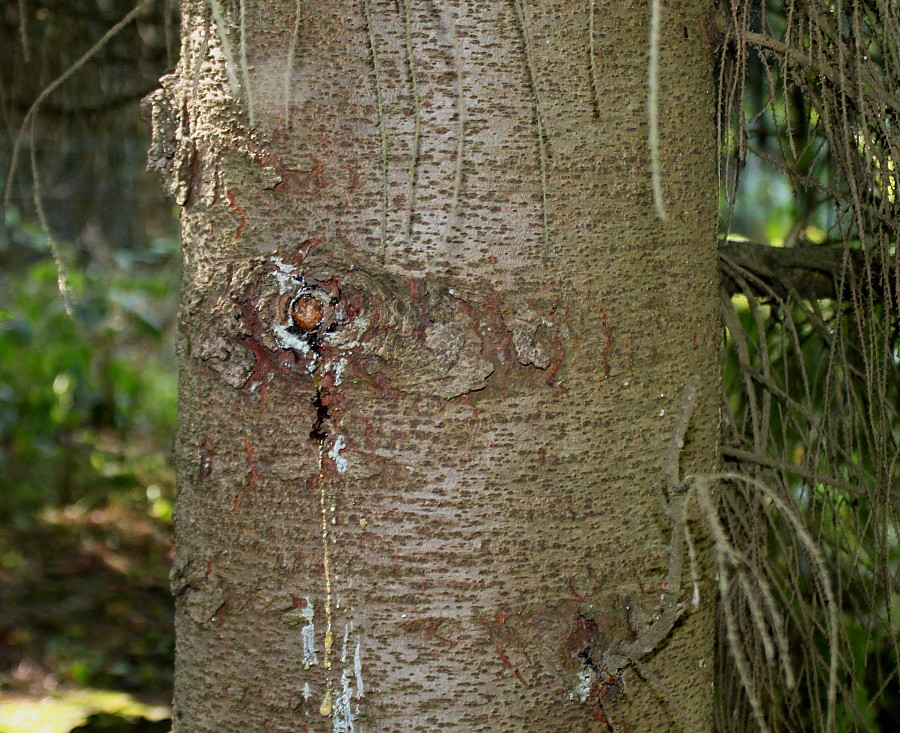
left=1, top=1, right=180, bottom=729
left=0, top=211, right=179, bottom=727
left=0, top=0, right=896, bottom=731
left=0, top=204, right=178, bottom=727
left=716, top=0, right=898, bottom=729
left=0, top=206, right=178, bottom=519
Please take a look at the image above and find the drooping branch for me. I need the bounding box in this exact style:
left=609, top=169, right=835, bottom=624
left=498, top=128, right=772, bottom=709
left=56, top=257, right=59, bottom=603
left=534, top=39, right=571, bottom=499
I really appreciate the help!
left=718, top=240, right=871, bottom=301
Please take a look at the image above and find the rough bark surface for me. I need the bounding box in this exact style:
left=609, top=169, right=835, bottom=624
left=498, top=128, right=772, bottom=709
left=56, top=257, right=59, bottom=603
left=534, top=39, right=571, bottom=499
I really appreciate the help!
left=162, top=0, right=720, bottom=730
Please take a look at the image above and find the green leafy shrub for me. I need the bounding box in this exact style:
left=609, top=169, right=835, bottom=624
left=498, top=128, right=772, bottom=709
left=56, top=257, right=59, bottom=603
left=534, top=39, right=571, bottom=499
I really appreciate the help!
left=0, top=206, right=178, bottom=519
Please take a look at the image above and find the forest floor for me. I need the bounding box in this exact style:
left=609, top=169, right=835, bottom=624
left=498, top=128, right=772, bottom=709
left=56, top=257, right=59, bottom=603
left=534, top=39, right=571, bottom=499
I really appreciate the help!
left=0, top=503, right=173, bottom=732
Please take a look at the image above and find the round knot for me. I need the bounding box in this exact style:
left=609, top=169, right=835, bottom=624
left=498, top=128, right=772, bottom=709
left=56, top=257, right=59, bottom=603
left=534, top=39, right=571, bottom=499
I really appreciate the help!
left=291, top=294, right=326, bottom=329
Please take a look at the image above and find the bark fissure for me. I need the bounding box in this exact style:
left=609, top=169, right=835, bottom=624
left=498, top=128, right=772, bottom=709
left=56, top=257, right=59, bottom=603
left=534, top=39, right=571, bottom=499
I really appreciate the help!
left=310, top=388, right=331, bottom=442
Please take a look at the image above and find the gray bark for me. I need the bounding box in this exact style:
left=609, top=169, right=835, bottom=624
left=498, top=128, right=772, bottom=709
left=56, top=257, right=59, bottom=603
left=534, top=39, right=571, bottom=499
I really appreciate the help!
left=158, top=0, right=721, bottom=730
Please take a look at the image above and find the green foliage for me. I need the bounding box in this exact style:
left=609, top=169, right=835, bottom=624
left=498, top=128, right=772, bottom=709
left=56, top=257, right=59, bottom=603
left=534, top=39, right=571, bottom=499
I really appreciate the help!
left=0, top=206, right=178, bottom=519
left=717, top=0, right=900, bottom=724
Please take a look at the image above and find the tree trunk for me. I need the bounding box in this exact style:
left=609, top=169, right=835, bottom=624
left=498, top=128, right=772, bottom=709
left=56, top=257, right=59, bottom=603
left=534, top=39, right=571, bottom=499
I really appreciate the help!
left=158, top=0, right=720, bottom=730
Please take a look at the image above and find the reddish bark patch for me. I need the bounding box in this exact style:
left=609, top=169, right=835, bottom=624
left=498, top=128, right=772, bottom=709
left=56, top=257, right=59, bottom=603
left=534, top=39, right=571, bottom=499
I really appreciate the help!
left=226, top=189, right=249, bottom=237
left=241, top=437, right=258, bottom=491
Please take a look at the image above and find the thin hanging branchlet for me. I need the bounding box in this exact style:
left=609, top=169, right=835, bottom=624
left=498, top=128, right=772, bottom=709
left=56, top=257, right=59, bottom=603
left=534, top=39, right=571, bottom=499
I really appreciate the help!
left=238, top=0, right=256, bottom=128
left=400, top=0, right=422, bottom=245
left=697, top=472, right=838, bottom=730
left=207, top=0, right=258, bottom=128
left=17, top=0, right=30, bottom=62
left=191, top=16, right=212, bottom=105
left=283, top=0, right=303, bottom=126
left=3, top=0, right=155, bottom=209
left=437, top=0, right=466, bottom=254
left=697, top=474, right=772, bottom=733
left=608, top=377, right=823, bottom=733
left=512, top=0, right=551, bottom=261
left=362, top=0, right=389, bottom=260
left=207, top=0, right=241, bottom=100
left=647, top=0, right=667, bottom=221
left=29, top=119, right=74, bottom=317
left=3, top=0, right=155, bottom=316
left=587, top=0, right=602, bottom=118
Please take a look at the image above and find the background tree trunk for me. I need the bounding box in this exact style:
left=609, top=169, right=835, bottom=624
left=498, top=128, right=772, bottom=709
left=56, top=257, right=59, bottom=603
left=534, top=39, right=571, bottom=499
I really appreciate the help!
left=164, top=0, right=720, bottom=730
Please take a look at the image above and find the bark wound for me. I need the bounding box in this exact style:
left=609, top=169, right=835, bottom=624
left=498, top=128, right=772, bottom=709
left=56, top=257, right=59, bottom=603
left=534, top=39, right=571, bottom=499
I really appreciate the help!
left=489, top=597, right=636, bottom=722
left=192, top=243, right=572, bottom=403
left=508, top=307, right=556, bottom=369
left=169, top=554, right=226, bottom=625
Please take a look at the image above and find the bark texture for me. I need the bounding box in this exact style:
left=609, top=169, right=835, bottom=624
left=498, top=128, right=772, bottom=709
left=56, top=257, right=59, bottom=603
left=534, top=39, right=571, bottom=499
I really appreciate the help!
left=162, top=0, right=720, bottom=730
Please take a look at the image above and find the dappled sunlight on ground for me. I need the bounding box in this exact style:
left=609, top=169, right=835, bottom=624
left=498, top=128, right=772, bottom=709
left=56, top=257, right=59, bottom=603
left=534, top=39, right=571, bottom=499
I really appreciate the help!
left=0, top=689, right=169, bottom=733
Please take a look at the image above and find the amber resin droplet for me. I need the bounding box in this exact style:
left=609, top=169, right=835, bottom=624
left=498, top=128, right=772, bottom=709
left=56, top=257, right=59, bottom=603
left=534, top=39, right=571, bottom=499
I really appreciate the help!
left=291, top=295, right=325, bottom=329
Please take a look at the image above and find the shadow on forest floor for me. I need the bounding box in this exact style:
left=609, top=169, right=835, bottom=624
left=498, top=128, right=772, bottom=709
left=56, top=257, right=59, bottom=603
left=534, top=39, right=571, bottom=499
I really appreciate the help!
left=0, top=504, right=173, bottom=732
